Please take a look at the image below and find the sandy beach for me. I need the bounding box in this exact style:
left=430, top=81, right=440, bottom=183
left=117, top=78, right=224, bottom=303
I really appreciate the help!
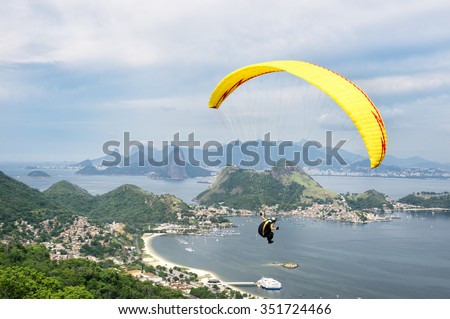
left=142, top=233, right=222, bottom=280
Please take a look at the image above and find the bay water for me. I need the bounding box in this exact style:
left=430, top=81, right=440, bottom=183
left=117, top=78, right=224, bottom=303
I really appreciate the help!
left=152, top=213, right=450, bottom=299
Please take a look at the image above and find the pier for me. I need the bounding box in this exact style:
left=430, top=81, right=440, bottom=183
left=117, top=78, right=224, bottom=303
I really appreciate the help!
left=225, top=282, right=257, bottom=287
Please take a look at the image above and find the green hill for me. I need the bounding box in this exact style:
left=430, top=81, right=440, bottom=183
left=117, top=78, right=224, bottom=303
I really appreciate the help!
left=44, top=180, right=96, bottom=213
left=195, top=162, right=338, bottom=211
left=90, top=184, right=189, bottom=227
left=344, top=190, right=393, bottom=210
left=398, top=192, right=450, bottom=208
left=27, top=170, right=51, bottom=177
left=0, top=171, right=62, bottom=223
left=44, top=180, right=191, bottom=228
left=0, top=172, right=190, bottom=234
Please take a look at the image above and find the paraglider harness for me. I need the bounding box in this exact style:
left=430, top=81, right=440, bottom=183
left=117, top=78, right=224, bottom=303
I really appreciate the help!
left=258, top=213, right=279, bottom=244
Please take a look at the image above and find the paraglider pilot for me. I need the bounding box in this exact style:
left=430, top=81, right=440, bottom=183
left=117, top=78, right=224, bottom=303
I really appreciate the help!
left=258, top=213, right=279, bottom=244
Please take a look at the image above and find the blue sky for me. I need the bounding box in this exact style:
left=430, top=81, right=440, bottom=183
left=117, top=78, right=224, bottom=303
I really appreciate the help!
left=1, top=0, right=450, bottom=163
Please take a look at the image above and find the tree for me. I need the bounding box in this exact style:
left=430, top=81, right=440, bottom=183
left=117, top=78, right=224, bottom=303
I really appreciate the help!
left=189, top=286, right=217, bottom=299
left=54, top=286, right=94, bottom=299
left=0, top=266, right=61, bottom=298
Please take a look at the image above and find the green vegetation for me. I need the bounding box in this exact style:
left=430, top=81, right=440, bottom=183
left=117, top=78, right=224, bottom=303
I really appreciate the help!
left=0, top=243, right=184, bottom=299
left=399, top=192, right=450, bottom=208
left=190, top=286, right=244, bottom=299
left=44, top=180, right=96, bottom=213
left=0, top=266, right=93, bottom=298
left=0, top=172, right=75, bottom=239
left=1, top=171, right=189, bottom=232
left=91, top=185, right=189, bottom=229
left=45, top=181, right=190, bottom=230
left=27, top=170, right=51, bottom=177
left=0, top=171, right=193, bottom=263
left=195, top=163, right=337, bottom=211
left=196, top=168, right=303, bottom=210
left=344, top=190, right=393, bottom=210
left=0, top=171, right=61, bottom=221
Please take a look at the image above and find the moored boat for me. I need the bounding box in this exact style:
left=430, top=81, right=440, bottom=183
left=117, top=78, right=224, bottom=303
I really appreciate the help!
left=256, top=277, right=282, bottom=290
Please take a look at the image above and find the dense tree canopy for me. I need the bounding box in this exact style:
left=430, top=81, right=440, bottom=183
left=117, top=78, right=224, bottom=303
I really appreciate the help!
left=0, top=243, right=184, bottom=299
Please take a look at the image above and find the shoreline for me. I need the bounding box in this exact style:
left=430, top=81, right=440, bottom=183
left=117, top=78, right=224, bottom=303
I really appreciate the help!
left=398, top=207, right=448, bottom=211
left=142, top=233, right=260, bottom=298
left=142, top=233, right=222, bottom=280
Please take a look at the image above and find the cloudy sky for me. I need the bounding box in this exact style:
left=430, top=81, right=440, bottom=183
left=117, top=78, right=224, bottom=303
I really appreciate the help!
left=1, top=0, right=450, bottom=163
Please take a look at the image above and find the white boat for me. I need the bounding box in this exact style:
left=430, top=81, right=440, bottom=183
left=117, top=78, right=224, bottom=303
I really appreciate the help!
left=185, top=247, right=195, bottom=252
left=256, top=277, right=282, bottom=290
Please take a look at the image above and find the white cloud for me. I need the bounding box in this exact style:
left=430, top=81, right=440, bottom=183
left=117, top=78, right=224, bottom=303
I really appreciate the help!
left=1, top=0, right=450, bottom=162
left=359, top=72, right=450, bottom=97
left=1, top=0, right=449, bottom=69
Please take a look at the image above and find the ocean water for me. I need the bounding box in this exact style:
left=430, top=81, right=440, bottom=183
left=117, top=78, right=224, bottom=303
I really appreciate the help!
left=151, top=213, right=450, bottom=299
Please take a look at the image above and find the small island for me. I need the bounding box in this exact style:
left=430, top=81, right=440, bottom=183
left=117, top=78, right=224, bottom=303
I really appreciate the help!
left=27, top=170, right=51, bottom=178
left=273, top=262, right=299, bottom=269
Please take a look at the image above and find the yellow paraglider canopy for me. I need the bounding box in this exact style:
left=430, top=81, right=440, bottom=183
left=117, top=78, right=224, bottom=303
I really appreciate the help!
left=208, top=60, right=387, bottom=168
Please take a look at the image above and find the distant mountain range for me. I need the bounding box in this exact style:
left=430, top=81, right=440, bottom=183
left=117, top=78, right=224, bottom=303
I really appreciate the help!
left=74, top=142, right=450, bottom=178
left=378, top=155, right=450, bottom=171
left=74, top=148, right=211, bottom=179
